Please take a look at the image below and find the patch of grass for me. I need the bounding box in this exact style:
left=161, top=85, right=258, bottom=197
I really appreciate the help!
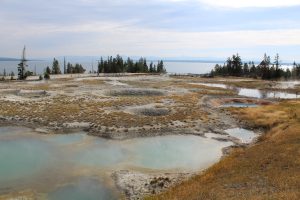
left=137, top=108, right=170, bottom=116
left=146, top=100, right=300, bottom=200
left=0, top=90, right=209, bottom=131
left=109, top=89, right=165, bottom=96
left=79, top=79, right=104, bottom=85
left=27, top=83, right=51, bottom=90
left=230, top=101, right=300, bottom=129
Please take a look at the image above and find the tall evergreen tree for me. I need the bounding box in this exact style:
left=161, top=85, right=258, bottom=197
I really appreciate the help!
left=127, top=57, right=134, bottom=73
left=210, top=53, right=292, bottom=80
left=46, top=66, right=51, bottom=74
left=149, top=62, right=154, bottom=73
left=274, top=53, right=281, bottom=79
left=243, top=63, right=249, bottom=75
left=10, top=71, right=15, bottom=80
left=157, top=60, right=166, bottom=73
left=52, top=58, right=61, bottom=74
left=98, top=57, right=104, bottom=74
left=63, top=57, right=66, bottom=74
left=93, top=55, right=167, bottom=74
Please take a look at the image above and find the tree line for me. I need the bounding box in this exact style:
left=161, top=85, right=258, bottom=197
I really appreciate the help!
left=43, top=56, right=166, bottom=79
left=65, top=63, right=86, bottom=74
left=97, top=55, right=166, bottom=74
left=211, top=53, right=300, bottom=80
left=43, top=58, right=86, bottom=79
left=0, top=68, right=15, bottom=81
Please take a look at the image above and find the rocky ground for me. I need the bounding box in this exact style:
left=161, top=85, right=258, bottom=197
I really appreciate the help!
left=112, top=170, right=194, bottom=200
left=0, top=74, right=244, bottom=139
left=0, top=74, right=279, bottom=199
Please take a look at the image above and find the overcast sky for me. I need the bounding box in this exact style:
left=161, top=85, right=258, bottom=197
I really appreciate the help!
left=1, top=0, right=300, bottom=61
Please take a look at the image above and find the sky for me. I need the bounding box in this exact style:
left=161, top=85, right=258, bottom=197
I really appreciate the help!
left=1, top=0, right=300, bottom=62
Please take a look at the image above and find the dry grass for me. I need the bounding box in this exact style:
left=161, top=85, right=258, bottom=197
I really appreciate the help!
left=146, top=100, right=300, bottom=200
left=230, top=101, right=300, bottom=129
left=26, top=83, right=51, bottom=91
left=109, top=89, right=165, bottom=96
left=79, top=79, right=104, bottom=85
left=0, top=91, right=208, bottom=129
left=0, top=190, right=36, bottom=200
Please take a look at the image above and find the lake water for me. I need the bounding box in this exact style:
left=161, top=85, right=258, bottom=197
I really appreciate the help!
left=0, top=60, right=219, bottom=75
left=0, top=126, right=233, bottom=199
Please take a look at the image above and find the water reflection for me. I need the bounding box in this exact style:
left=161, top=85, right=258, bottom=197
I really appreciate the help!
left=189, top=82, right=298, bottom=99
left=220, top=103, right=258, bottom=108
left=275, top=81, right=300, bottom=89
left=237, top=88, right=298, bottom=99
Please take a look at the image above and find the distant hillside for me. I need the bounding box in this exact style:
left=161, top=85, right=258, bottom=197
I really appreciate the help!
left=0, top=57, right=20, bottom=61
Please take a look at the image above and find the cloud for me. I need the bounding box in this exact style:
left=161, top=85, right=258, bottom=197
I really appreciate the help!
left=171, top=0, right=300, bottom=8
left=1, top=0, right=300, bottom=60
left=1, top=16, right=300, bottom=58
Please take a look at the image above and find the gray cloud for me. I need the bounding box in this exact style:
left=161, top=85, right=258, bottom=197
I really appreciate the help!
left=1, top=0, right=300, bottom=59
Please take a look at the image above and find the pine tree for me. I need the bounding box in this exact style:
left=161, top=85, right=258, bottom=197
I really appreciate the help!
left=126, top=57, right=134, bottom=73
left=243, top=63, right=249, bottom=76
left=143, top=58, right=148, bottom=72
left=149, top=62, right=154, bottom=73
left=285, top=68, right=292, bottom=79
left=52, top=58, right=61, bottom=74
left=63, top=57, right=66, bottom=74
left=10, top=71, right=15, bottom=80
left=93, top=55, right=166, bottom=74
left=67, top=63, right=73, bottom=74
left=157, top=60, right=166, bottom=73
left=46, top=66, right=51, bottom=74
left=44, top=72, right=50, bottom=80
left=274, top=53, right=281, bottom=79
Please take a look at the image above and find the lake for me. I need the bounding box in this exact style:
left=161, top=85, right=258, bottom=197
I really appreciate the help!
left=0, top=60, right=220, bottom=75
left=0, top=60, right=295, bottom=76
